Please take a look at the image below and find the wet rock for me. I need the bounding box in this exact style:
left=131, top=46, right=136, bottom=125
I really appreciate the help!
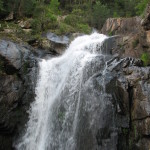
left=106, top=57, right=150, bottom=150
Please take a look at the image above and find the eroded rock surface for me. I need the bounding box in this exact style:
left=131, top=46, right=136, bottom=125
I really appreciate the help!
left=101, top=4, right=150, bottom=59
left=0, top=40, right=38, bottom=150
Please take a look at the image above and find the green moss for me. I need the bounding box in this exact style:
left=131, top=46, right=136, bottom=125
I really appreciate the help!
left=129, top=138, right=133, bottom=150
left=58, top=111, right=65, bottom=121
left=141, top=53, right=150, bottom=66
left=122, top=128, right=129, bottom=135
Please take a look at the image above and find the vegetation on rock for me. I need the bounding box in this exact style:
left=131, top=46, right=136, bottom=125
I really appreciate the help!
left=0, top=0, right=149, bottom=36
left=141, top=52, right=150, bottom=66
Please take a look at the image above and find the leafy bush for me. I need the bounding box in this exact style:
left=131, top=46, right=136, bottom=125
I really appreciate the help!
left=141, top=53, right=150, bottom=66
left=64, top=8, right=91, bottom=34
left=49, top=0, right=60, bottom=14
left=0, top=0, right=3, bottom=12
left=136, top=0, right=150, bottom=15
left=58, top=23, right=75, bottom=34
left=31, top=2, right=58, bottom=33
left=76, top=24, right=91, bottom=34
left=64, top=14, right=80, bottom=27
left=64, top=8, right=86, bottom=27
left=91, top=1, right=110, bottom=29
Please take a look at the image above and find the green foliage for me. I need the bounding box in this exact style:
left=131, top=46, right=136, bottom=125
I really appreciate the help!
left=141, top=53, right=150, bottom=66
left=58, top=111, right=65, bottom=121
left=0, top=0, right=149, bottom=37
left=55, top=23, right=75, bottom=35
left=49, top=0, right=60, bottom=14
left=0, top=0, right=3, bottom=12
left=122, top=128, right=129, bottom=135
left=76, top=24, right=91, bottom=34
left=136, top=0, right=150, bottom=15
left=31, top=2, right=58, bottom=33
left=64, top=8, right=91, bottom=33
left=91, top=1, right=110, bottom=29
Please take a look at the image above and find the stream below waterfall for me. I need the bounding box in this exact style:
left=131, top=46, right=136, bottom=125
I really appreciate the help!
left=15, top=33, right=118, bottom=150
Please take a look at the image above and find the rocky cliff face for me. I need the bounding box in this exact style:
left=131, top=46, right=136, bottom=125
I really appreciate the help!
left=101, top=4, right=150, bottom=60
left=105, top=57, right=150, bottom=150
left=101, top=3, right=150, bottom=149
left=0, top=40, right=38, bottom=150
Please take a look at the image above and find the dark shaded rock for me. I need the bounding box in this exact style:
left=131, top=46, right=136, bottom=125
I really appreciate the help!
left=141, top=3, right=150, bottom=31
left=105, top=57, right=150, bottom=150
left=0, top=40, right=22, bottom=70
left=0, top=40, right=38, bottom=150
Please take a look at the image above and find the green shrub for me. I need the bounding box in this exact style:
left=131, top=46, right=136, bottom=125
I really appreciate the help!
left=64, top=14, right=79, bottom=27
left=49, top=0, right=60, bottom=14
left=31, top=19, right=42, bottom=33
left=136, top=0, right=150, bottom=15
left=55, top=23, right=75, bottom=35
left=76, top=24, right=91, bottom=34
left=141, top=53, right=150, bottom=66
left=0, top=0, right=3, bottom=12
left=91, top=1, right=110, bottom=29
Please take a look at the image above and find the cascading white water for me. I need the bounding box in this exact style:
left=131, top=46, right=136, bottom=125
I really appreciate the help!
left=16, top=33, right=112, bottom=150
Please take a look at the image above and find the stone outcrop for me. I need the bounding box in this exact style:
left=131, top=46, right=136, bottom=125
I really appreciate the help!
left=101, top=5, right=150, bottom=59
left=101, top=17, right=142, bottom=36
left=0, top=40, right=38, bottom=150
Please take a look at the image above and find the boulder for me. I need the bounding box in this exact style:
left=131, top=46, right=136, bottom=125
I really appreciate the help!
left=0, top=40, right=29, bottom=74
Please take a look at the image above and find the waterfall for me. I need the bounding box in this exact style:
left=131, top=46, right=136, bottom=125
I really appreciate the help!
left=16, top=33, right=118, bottom=150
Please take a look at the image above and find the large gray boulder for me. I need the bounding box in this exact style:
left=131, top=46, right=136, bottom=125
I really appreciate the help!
left=0, top=40, right=30, bottom=74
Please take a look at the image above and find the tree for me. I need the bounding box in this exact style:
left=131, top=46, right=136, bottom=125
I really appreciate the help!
left=136, top=0, right=150, bottom=15
left=91, top=1, right=110, bottom=29
left=0, top=0, right=3, bottom=11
